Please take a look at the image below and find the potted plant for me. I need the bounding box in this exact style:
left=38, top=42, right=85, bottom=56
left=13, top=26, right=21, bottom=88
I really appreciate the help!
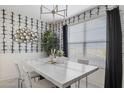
left=41, top=30, right=59, bottom=56
left=56, top=50, right=64, bottom=57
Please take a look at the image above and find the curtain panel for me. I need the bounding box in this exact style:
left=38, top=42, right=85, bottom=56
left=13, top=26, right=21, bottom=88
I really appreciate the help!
left=63, top=25, right=68, bottom=57
left=105, top=7, right=122, bottom=88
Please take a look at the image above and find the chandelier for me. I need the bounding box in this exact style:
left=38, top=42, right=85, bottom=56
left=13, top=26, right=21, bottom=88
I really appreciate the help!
left=14, top=28, right=38, bottom=43
left=40, top=5, right=68, bottom=23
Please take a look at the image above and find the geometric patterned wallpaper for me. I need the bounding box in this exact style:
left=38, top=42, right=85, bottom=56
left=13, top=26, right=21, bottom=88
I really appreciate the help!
left=0, top=9, right=50, bottom=53
left=0, top=5, right=115, bottom=53
left=53, top=22, right=63, bottom=50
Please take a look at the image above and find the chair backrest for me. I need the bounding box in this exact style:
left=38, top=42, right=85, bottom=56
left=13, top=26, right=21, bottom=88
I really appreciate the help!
left=14, top=63, right=22, bottom=79
left=78, top=59, right=89, bottom=65
left=22, top=66, right=32, bottom=88
left=14, top=62, right=32, bottom=88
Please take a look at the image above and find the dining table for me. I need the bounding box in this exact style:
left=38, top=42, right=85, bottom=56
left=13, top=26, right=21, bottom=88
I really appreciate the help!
left=25, top=58, right=99, bottom=88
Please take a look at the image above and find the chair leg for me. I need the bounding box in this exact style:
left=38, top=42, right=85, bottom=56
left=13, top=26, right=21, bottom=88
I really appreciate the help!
left=75, top=82, right=77, bottom=88
left=86, top=76, right=88, bottom=88
left=33, top=78, right=36, bottom=82
left=18, top=79, right=20, bottom=88
left=18, top=79, right=23, bottom=88
left=77, top=80, right=80, bottom=88
left=32, top=77, right=40, bottom=82
left=21, top=80, right=23, bottom=88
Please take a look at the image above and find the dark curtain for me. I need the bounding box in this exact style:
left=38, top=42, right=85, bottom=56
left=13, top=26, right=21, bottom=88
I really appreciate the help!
left=105, top=7, right=122, bottom=88
left=63, top=25, right=68, bottom=57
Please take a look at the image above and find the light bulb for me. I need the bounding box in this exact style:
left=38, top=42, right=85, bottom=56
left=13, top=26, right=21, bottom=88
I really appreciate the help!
left=21, top=36, right=25, bottom=40
left=23, top=33, right=27, bottom=36
left=21, top=30, right=23, bottom=33
left=28, top=32, right=31, bottom=35
left=35, top=38, right=38, bottom=41
left=16, top=30, right=20, bottom=34
left=22, top=28, right=26, bottom=31
left=15, top=39, right=19, bottom=42
left=24, top=40, right=27, bottom=43
left=26, top=36, right=30, bottom=40
left=20, top=33, right=23, bottom=36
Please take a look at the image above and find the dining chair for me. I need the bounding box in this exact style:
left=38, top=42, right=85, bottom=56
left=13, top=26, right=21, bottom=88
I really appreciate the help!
left=21, top=59, right=45, bottom=80
left=14, top=62, right=44, bottom=88
left=77, top=59, right=89, bottom=88
left=22, top=66, right=56, bottom=88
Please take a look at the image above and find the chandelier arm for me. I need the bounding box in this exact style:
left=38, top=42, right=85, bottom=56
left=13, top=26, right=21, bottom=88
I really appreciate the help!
left=53, top=14, right=55, bottom=25
left=55, top=13, right=65, bottom=17
left=42, top=6, right=52, bottom=12
left=54, top=5, right=58, bottom=11
left=66, top=5, right=68, bottom=17
left=57, top=9, right=66, bottom=12
left=64, top=10, right=66, bottom=17
left=56, top=5, right=58, bottom=11
left=40, top=5, right=42, bottom=13
left=41, top=12, right=52, bottom=14
left=40, top=5, right=42, bottom=19
left=40, top=5, right=68, bottom=22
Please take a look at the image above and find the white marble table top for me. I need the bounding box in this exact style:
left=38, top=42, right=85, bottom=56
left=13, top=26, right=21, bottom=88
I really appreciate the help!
left=26, top=58, right=98, bottom=88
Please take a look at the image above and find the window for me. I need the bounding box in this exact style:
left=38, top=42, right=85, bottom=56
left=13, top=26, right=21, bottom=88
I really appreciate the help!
left=68, top=16, right=106, bottom=68
left=68, top=22, right=85, bottom=59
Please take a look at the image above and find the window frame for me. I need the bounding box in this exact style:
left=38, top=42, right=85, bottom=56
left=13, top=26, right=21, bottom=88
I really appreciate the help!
left=68, top=15, right=106, bottom=67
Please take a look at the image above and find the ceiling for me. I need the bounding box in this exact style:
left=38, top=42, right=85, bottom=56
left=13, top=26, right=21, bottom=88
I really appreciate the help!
left=0, top=5, right=95, bottom=22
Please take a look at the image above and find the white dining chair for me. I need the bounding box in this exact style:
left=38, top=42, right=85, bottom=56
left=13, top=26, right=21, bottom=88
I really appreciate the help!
left=22, top=66, right=56, bottom=88
left=21, top=58, right=45, bottom=80
left=77, top=59, right=89, bottom=88
left=14, top=62, right=43, bottom=88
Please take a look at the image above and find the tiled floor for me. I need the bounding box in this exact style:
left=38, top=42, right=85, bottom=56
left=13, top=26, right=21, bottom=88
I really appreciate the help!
left=0, top=78, right=100, bottom=88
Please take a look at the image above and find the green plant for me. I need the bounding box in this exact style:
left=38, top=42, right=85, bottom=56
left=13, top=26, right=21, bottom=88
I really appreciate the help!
left=56, top=50, right=64, bottom=57
left=41, top=30, right=59, bottom=56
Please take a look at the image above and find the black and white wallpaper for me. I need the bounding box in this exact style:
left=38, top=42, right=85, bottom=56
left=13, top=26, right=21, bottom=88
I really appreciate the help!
left=0, top=9, right=50, bottom=53
left=0, top=5, right=116, bottom=54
